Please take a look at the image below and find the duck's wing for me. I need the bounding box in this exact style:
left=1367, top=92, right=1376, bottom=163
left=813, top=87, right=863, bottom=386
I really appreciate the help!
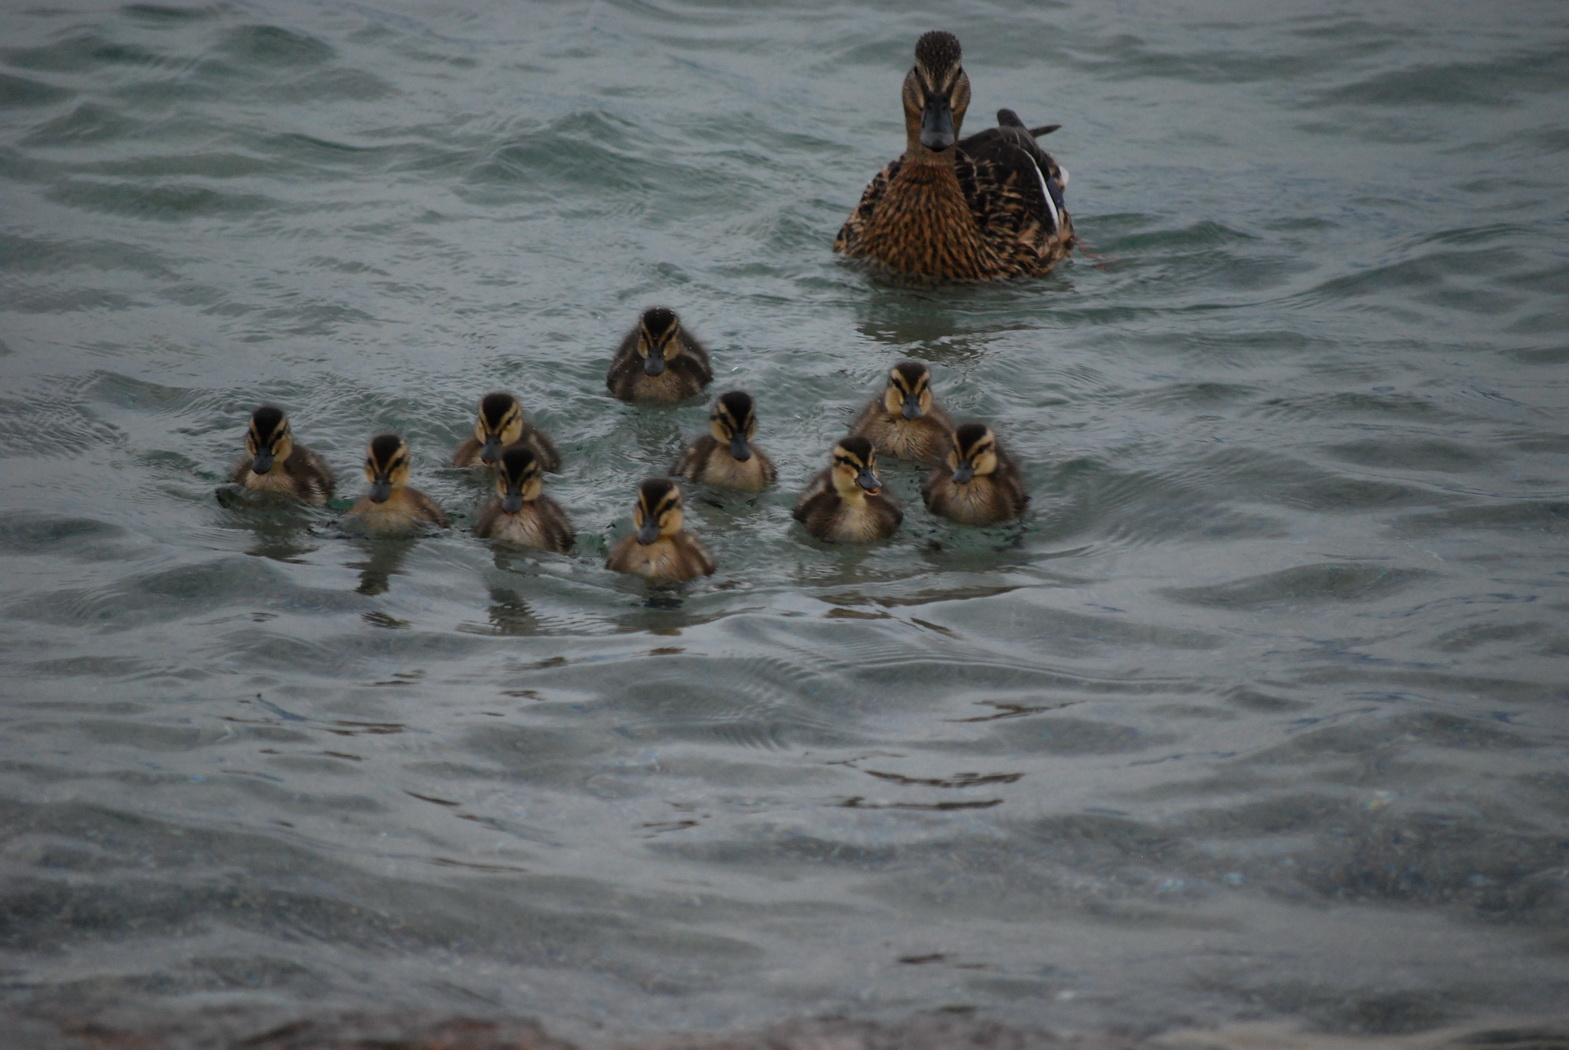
left=959, top=109, right=1067, bottom=237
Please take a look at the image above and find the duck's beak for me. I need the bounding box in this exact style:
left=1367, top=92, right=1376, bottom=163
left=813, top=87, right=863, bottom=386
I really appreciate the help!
left=856, top=465, right=882, bottom=494
left=643, top=348, right=666, bottom=376
left=901, top=397, right=923, bottom=421
left=368, top=477, right=392, bottom=503
left=636, top=517, right=662, bottom=545
left=729, top=432, right=752, bottom=462
left=920, top=93, right=955, bottom=151
left=251, top=449, right=275, bottom=475
left=501, top=487, right=524, bottom=514
left=480, top=434, right=503, bottom=465
left=952, top=460, right=975, bottom=485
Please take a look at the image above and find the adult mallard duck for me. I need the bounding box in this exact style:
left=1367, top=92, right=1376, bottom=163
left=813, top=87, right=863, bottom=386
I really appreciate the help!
left=342, top=433, right=449, bottom=537
left=452, top=391, right=561, bottom=472
left=849, top=360, right=954, bottom=464
left=670, top=390, right=777, bottom=492
left=793, top=435, right=902, bottom=543
left=606, top=477, right=717, bottom=582
left=228, top=404, right=335, bottom=506
left=474, top=445, right=574, bottom=553
left=606, top=307, right=713, bottom=403
left=922, top=422, right=1029, bottom=526
left=834, top=30, right=1074, bottom=281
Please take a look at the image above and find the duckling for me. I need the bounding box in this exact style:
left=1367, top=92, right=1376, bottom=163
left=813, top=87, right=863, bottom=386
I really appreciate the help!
left=834, top=31, right=1074, bottom=281
left=670, top=390, right=777, bottom=492
left=342, top=433, right=449, bottom=536
left=228, top=404, right=335, bottom=506
left=452, top=391, right=561, bottom=472
left=605, top=477, right=717, bottom=582
left=793, top=435, right=903, bottom=543
left=922, top=422, right=1029, bottom=526
left=474, top=446, right=575, bottom=553
left=606, top=306, right=713, bottom=403
left=850, top=361, right=954, bottom=463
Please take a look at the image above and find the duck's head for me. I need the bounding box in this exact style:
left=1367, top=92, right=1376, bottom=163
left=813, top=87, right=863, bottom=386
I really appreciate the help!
left=831, top=435, right=882, bottom=497
left=363, top=433, right=410, bottom=504
left=632, top=477, right=684, bottom=545
left=882, top=361, right=936, bottom=421
left=245, top=404, right=294, bottom=476
left=494, top=445, right=542, bottom=514
left=473, top=391, right=524, bottom=466
left=710, top=390, right=758, bottom=462
left=636, top=307, right=685, bottom=377
left=947, top=422, right=998, bottom=485
left=903, top=30, right=970, bottom=158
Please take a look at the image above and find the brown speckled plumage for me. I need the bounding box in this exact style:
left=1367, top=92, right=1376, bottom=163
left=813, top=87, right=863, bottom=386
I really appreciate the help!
left=834, top=31, right=1074, bottom=281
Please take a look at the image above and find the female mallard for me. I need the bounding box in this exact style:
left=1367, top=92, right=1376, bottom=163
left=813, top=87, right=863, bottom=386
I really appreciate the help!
left=474, top=445, right=574, bottom=553
left=922, top=422, right=1029, bottom=526
left=850, top=361, right=954, bottom=464
left=670, top=390, right=777, bottom=492
left=793, top=435, right=902, bottom=543
left=229, top=404, right=335, bottom=506
left=606, top=307, right=713, bottom=403
left=606, top=477, right=717, bottom=582
left=834, top=30, right=1074, bottom=281
left=452, top=391, right=561, bottom=472
left=343, top=433, right=449, bottom=537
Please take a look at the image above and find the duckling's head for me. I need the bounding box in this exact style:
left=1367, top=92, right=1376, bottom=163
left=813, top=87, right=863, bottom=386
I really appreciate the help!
left=473, top=392, right=524, bottom=466
left=710, top=390, right=758, bottom=462
left=245, top=404, right=294, bottom=476
left=882, top=361, right=936, bottom=421
left=494, top=445, right=542, bottom=514
left=632, top=477, right=684, bottom=545
left=636, top=307, right=685, bottom=377
left=904, top=31, right=971, bottom=156
left=831, top=435, right=882, bottom=497
left=948, top=422, right=999, bottom=485
left=363, top=433, right=410, bottom=503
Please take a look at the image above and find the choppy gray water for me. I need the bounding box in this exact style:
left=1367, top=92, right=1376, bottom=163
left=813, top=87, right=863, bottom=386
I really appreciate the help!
left=2, top=0, right=1567, bottom=1044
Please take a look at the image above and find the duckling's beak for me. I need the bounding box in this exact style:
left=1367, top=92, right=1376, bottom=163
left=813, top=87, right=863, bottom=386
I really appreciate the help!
left=901, top=397, right=923, bottom=421
left=480, top=434, right=504, bottom=465
left=501, top=488, right=524, bottom=514
left=643, top=348, right=666, bottom=376
left=251, top=449, right=275, bottom=475
left=856, top=465, right=882, bottom=494
left=952, top=460, right=975, bottom=485
left=920, top=93, right=955, bottom=151
left=368, top=477, right=392, bottom=503
left=636, top=516, right=662, bottom=545
left=729, top=432, right=752, bottom=462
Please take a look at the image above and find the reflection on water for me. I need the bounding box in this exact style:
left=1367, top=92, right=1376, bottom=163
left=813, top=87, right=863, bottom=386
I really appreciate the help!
left=2, top=0, right=1569, bottom=1045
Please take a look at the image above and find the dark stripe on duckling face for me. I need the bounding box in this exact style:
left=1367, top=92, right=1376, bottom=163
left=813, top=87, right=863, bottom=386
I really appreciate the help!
left=639, top=306, right=681, bottom=376
left=713, top=391, right=757, bottom=462
left=495, top=445, right=540, bottom=514
left=886, top=361, right=932, bottom=420
left=247, top=405, right=290, bottom=475
left=633, top=477, right=683, bottom=545
left=949, top=422, right=997, bottom=485
left=364, top=433, right=408, bottom=503
left=476, top=392, right=522, bottom=465
left=833, top=435, right=882, bottom=495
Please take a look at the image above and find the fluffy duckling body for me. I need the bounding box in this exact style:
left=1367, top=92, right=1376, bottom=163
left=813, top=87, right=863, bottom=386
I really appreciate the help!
left=605, top=478, right=717, bottom=582
left=834, top=31, right=1074, bottom=281
left=606, top=307, right=713, bottom=403
left=922, top=422, right=1029, bottom=526
left=453, top=391, right=560, bottom=472
left=229, top=405, right=335, bottom=506
left=850, top=361, right=954, bottom=464
left=793, top=435, right=903, bottom=543
left=670, top=390, right=776, bottom=492
left=474, top=446, right=574, bottom=553
left=343, top=433, right=448, bottom=537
